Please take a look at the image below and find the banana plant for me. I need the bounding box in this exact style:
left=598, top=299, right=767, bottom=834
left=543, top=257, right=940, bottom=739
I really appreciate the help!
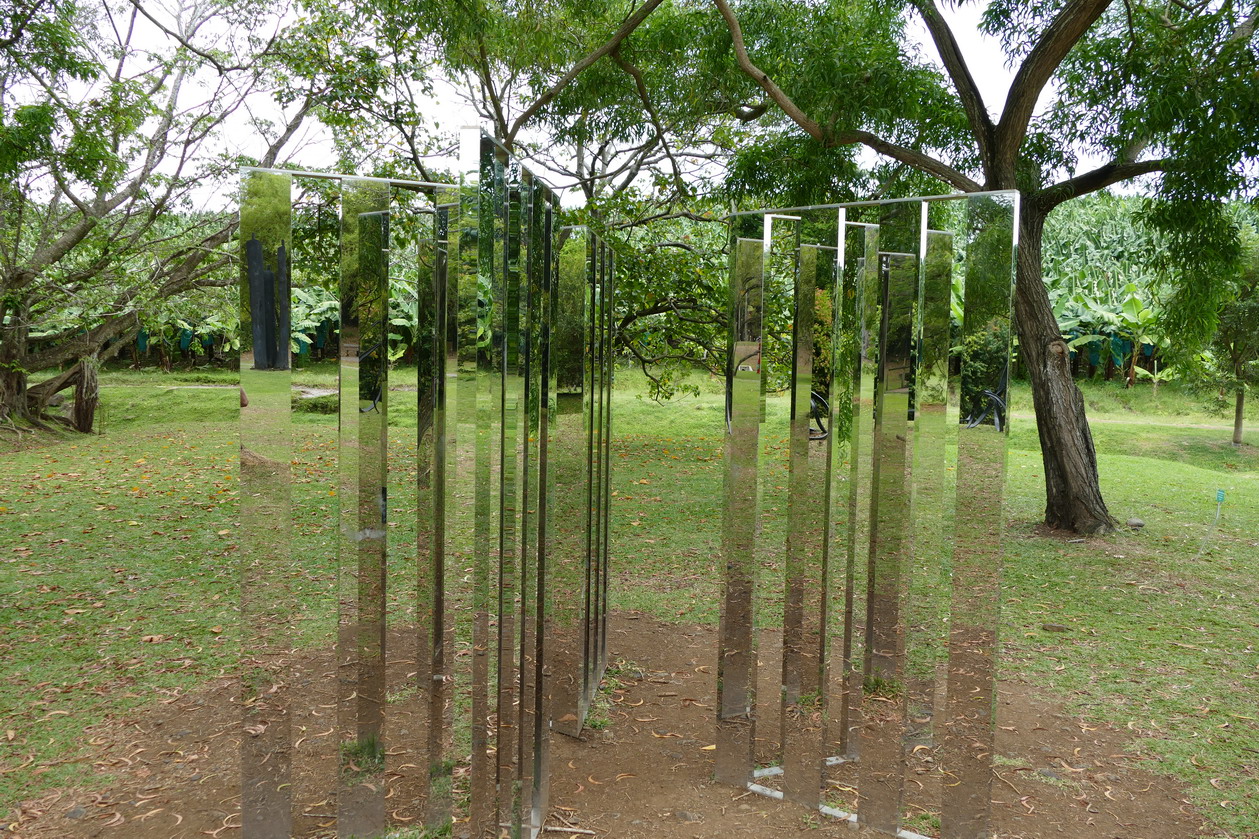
left=290, top=286, right=339, bottom=353
left=1115, top=283, right=1158, bottom=386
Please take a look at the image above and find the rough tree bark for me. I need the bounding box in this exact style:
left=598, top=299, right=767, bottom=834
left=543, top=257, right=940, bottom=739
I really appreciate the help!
left=1013, top=208, right=1115, bottom=533
left=1235, top=389, right=1246, bottom=447
left=0, top=299, right=30, bottom=421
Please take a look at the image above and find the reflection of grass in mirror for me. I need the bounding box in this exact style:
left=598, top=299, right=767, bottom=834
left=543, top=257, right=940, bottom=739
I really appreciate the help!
left=2, top=368, right=1257, bottom=835
left=861, top=675, right=904, bottom=699
left=340, top=733, right=385, bottom=781
left=902, top=810, right=941, bottom=835
left=383, top=823, right=453, bottom=838
left=585, top=658, right=640, bottom=732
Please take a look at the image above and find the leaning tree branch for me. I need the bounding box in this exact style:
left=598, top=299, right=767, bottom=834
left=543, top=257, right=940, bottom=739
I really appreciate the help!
left=1227, top=1, right=1259, bottom=43
left=711, top=0, right=826, bottom=142
left=506, top=0, right=668, bottom=146
left=475, top=35, right=511, bottom=139
left=0, top=0, right=52, bottom=51
left=260, top=97, right=313, bottom=168
left=608, top=209, right=721, bottom=229
left=834, top=129, right=982, bottom=191
left=127, top=0, right=280, bottom=74
left=912, top=0, right=995, bottom=171
left=1033, top=157, right=1167, bottom=212
left=995, top=0, right=1113, bottom=177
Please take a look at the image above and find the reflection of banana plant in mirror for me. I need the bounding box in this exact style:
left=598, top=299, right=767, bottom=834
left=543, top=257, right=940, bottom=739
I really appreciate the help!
left=357, top=211, right=389, bottom=412
left=476, top=270, right=494, bottom=352
left=291, top=287, right=339, bottom=355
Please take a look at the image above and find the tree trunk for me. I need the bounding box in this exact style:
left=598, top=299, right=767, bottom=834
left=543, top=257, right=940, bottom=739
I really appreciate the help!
left=72, top=356, right=100, bottom=433
left=0, top=299, right=31, bottom=421
left=1235, top=389, right=1245, bottom=446
left=1014, top=208, right=1115, bottom=534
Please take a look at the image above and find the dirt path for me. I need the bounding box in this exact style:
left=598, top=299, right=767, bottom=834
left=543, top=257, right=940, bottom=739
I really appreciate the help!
left=8, top=614, right=1208, bottom=839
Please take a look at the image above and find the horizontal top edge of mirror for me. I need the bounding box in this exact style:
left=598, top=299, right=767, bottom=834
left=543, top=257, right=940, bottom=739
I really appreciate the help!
left=729, top=190, right=1020, bottom=218
left=240, top=166, right=448, bottom=191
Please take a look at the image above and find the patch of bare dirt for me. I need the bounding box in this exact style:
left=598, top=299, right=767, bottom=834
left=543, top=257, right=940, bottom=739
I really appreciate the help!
left=8, top=614, right=1208, bottom=839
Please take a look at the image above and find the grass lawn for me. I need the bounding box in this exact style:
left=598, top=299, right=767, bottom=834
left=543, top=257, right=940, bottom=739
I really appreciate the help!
left=1, top=368, right=1256, bottom=836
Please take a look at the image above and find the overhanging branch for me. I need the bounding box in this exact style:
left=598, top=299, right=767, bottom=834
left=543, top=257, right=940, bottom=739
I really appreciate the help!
left=1034, top=157, right=1166, bottom=211
left=711, top=0, right=826, bottom=142
left=834, top=129, right=982, bottom=191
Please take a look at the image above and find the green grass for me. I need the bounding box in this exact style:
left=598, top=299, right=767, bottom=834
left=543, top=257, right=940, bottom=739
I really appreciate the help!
left=1009, top=378, right=1259, bottom=426
left=1, top=372, right=1256, bottom=836
left=608, top=375, right=1259, bottom=837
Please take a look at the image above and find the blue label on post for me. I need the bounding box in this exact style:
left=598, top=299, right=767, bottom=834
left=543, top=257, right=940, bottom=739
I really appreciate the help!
left=1217, top=489, right=1226, bottom=503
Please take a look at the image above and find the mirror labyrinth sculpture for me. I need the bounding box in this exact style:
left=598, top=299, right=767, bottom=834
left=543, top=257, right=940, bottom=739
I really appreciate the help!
left=237, top=127, right=613, bottom=839
left=718, top=194, right=1017, bottom=839
left=240, top=147, right=1010, bottom=839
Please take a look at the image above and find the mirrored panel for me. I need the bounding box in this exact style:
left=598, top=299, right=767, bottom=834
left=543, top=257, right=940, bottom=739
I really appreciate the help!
left=857, top=200, right=920, bottom=834
left=898, top=203, right=961, bottom=831
left=720, top=192, right=1016, bottom=839
left=780, top=210, right=840, bottom=808
left=717, top=214, right=764, bottom=786
left=549, top=228, right=590, bottom=739
left=335, top=178, right=390, bottom=837
left=289, top=174, right=344, bottom=832
left=939, top=194, right=1016, bottom=839
left=239, top=168, right=295, bottom=838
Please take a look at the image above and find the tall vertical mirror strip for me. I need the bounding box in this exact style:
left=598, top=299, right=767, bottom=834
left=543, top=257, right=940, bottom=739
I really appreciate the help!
left=239, top=169, right=294, bottom=838
left=718, top=194, right=1016, bottom=839
left=780, top=210, right=839, bottom=808
left=717, top=215, right=764, bottom=786
left=940, top=194, right=1017, bottom=839
left=597, top=238, right=614, bottom=688
left=551, top=227, right=589, bottom=738
left=858, top=200, right=920, bottom=835
left=335, top=178, right=390, bottom=838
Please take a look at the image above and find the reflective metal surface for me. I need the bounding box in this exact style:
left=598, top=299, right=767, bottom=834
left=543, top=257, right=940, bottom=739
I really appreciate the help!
left=335, top=178, right=390, bottom=837
left=236, top=134, right=608, bottom=838
left=717, top=215, right=764, bottom=787
left=719, top=193, right=1017, bottom=838
left=239, top=168, right=294, bottom=838
left=939, top=194, right=1016, bottom=839
left=779, top=211, right=839, bottom=808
